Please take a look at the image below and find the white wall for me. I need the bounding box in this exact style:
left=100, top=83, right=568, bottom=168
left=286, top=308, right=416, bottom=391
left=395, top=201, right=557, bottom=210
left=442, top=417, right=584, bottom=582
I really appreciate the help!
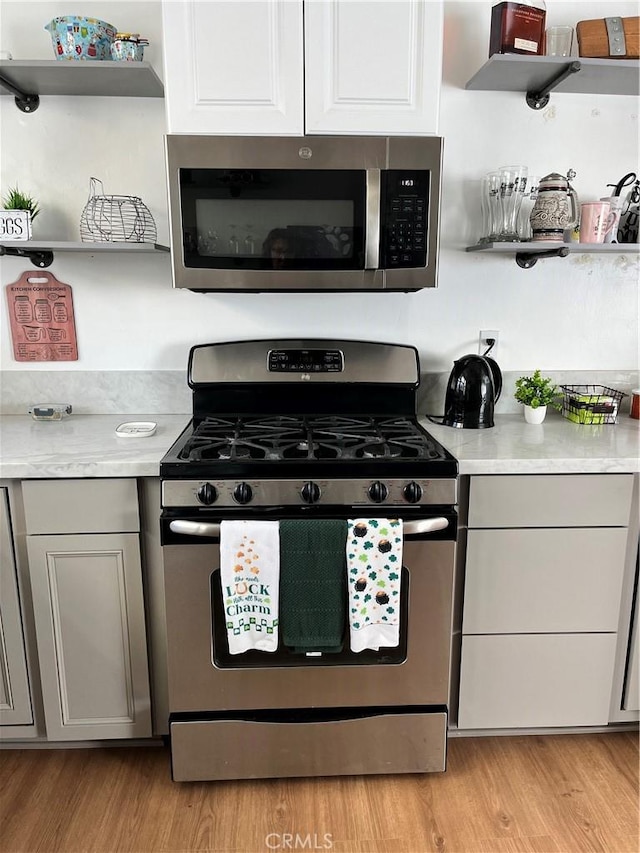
left=1, top=0, right=638, bottom=374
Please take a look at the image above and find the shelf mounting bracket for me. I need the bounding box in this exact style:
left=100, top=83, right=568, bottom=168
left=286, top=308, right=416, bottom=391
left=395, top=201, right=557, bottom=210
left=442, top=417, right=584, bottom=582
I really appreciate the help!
left=516, top=246, right=570, bottom=268
left=525, top=61, right=582, bottom=110
left=0, top=72, right=40, bottom=113
left=0, top=245, right=54, bottom=267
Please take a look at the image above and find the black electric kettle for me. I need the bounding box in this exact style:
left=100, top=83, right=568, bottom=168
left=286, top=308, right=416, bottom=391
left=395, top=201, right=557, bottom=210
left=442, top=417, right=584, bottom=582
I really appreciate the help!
left=442, top=354, right=502, bottom=429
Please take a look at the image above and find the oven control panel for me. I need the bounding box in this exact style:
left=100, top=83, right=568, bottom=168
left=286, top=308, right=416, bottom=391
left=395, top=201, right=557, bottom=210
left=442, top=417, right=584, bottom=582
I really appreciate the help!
left=268, top=349, right=344, bottom=372
left=163, top=478, right=457, bottom=508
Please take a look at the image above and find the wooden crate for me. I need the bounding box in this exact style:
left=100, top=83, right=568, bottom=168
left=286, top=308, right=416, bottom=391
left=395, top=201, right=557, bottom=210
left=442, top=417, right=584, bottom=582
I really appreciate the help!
left=576, top=16, right=639, bottom=59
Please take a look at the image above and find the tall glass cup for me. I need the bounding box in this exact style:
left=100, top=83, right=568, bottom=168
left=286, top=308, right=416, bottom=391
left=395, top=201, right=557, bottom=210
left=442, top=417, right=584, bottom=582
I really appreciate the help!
left=497, top=165, right=528, bottom=242
left=480, top=171, right=502, bottom=243
left=518, top=176, right=540, bottom=241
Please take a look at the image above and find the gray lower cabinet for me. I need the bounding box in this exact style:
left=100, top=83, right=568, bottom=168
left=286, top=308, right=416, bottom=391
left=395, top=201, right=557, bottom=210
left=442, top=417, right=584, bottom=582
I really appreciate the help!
left=0, top=488, right=33, bottom=727
left=23, top=479, right=152, bottom=741
left=457, top=473, right=634, bottom=730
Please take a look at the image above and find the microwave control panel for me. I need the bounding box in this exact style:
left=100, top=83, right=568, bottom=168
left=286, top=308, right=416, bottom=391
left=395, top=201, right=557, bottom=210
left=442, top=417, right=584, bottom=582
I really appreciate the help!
left=380, top=170, right=430, bottom=269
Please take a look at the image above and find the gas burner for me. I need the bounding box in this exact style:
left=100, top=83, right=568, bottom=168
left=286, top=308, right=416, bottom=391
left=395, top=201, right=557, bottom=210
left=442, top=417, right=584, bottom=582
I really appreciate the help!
left=177, top=414, right=443, bottom=464
left=360, top=443, right=402, bottom=459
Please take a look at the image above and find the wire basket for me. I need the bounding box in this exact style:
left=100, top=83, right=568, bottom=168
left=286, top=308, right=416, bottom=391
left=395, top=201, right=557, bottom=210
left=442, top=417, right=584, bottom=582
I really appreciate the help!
left=80, top=177, right=157, bottom=243
left=560, top=384, right=627, bottom=425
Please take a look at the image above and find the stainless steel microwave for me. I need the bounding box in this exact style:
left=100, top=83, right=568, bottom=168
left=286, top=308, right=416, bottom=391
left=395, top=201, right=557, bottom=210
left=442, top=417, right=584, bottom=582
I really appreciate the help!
left=165, top=135, right=443, bottom=292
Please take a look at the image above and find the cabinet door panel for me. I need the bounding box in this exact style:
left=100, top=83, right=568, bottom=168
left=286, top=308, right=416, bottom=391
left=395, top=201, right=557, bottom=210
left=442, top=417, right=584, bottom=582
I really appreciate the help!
left=463, top=528, right=627, bottom=634
left=305, top=0, right=442, bottom=134
left=468, top=474, right=634, bottom=528
left=27, top=533, right=151, bottom=740
left=458, top=633, right=618, bottom=729
left=0, top=490, right=32, bottom=726
left=163, top=0, right=304, bottom=134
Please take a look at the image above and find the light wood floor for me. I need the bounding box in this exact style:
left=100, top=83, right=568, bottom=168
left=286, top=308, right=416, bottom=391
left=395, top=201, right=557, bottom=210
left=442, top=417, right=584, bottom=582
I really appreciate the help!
left=0, top=731, right=638, bottom=853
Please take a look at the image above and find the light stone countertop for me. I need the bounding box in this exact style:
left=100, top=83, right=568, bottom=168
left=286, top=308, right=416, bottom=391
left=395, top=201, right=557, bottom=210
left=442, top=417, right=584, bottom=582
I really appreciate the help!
left=420, top=411, right=640, bottom=475
left=0, top=412, right=638, bottom=480
left=0, top=414, right=190, bottom=479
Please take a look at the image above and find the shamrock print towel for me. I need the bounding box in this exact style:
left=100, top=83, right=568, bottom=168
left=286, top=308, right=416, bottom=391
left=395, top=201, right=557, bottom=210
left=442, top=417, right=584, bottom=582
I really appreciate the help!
left=346, top=518, right=403, bottom=652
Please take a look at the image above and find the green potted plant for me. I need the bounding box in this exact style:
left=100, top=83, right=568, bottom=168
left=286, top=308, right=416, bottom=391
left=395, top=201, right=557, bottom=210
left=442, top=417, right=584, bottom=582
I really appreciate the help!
left=514, top=370, right=558, bottom=424
left=2, top=186, right=40, bottom=239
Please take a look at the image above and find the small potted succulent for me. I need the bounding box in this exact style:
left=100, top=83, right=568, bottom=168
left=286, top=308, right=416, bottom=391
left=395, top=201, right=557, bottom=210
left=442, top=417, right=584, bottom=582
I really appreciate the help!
left=514, top=370, right=558, bottom=424
left=2, top=186, right=40, bottom=239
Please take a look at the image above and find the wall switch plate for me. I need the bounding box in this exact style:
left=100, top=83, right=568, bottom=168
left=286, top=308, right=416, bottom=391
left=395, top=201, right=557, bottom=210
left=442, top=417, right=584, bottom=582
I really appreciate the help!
left=479, top=330, right=499, bottom=357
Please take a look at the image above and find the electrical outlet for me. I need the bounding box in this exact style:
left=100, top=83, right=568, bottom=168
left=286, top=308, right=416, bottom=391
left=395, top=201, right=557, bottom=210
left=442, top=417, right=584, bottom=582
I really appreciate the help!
left=479, top=330, right=499, bottom=357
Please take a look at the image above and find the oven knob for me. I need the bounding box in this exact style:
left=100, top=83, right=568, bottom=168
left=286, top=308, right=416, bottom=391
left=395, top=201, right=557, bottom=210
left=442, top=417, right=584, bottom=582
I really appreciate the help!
left=368, top=481, right=388, bottom=503
left=403, top=481, right=423, bottom=504
left=300, top=481, right=321, bottom=504
left=196, top=482, right=218, bottom=505
left=233, top=482, right=253, bottom=505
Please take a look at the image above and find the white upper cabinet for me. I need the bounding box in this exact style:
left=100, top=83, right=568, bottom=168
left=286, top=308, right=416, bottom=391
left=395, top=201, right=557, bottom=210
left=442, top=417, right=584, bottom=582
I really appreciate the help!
left=162, top=0, right=304, bottom=135
left=304, top=0, right=442, bottom=135
left=162, top=0, right=442, bottom=135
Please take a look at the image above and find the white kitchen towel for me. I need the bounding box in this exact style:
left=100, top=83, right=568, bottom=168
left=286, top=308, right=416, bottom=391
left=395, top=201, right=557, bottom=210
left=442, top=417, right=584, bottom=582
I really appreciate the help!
left=346, top=518, right=403, bottom=652
left=220, top=520, right=280, bottom=654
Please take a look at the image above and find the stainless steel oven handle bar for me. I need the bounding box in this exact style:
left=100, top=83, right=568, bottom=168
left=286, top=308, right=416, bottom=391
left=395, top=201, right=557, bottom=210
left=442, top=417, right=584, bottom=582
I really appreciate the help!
left=169, top=517, right=449, bottom=538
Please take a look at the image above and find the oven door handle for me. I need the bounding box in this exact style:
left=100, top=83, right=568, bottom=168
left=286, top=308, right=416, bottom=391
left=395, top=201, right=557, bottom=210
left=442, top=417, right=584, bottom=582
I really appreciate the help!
left=170, top=520, right=221, bottom=537
left=403, top=517, right=449, bottom=536
left=169, top=517, right=449, bottom=539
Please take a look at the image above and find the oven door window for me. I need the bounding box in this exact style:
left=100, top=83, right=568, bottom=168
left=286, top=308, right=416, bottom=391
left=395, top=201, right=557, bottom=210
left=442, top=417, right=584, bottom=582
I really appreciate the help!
left=210, top=567, right=408, bottom=668
left=179, top=169, right=366, bottom=271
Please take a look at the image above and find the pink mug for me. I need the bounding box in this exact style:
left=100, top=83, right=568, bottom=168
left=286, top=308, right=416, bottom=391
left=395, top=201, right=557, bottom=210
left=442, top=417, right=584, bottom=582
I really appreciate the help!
left=579, top=202, right=616, bottom=244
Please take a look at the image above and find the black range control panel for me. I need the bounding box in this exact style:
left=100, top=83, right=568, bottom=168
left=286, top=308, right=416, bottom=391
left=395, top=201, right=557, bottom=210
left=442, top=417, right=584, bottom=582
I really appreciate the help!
left=380, top=170, right=430, bottom=269
left=268, top=349, right=344, bottom=372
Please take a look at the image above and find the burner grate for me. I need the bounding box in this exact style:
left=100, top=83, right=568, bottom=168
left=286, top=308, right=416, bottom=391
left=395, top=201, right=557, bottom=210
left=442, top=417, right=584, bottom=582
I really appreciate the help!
left=179, top=415, right=441, bottom=463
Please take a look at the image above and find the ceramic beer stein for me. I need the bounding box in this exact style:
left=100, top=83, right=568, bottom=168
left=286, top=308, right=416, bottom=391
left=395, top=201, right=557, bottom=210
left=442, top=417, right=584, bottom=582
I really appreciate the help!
left=529, top=171, right=579, bottom=242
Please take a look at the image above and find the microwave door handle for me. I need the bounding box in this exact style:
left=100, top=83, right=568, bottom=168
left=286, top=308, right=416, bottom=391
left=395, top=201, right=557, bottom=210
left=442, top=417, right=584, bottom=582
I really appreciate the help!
left=403, top=517, right=449, bottom=537
left=170, top=519, right=221, bottom=538
left=365, top=169, right=381, bottom=269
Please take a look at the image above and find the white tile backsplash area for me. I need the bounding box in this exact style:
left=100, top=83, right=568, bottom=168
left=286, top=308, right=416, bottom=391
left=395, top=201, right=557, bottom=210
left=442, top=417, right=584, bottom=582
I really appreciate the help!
left=0, top=1, right=638, bottom=379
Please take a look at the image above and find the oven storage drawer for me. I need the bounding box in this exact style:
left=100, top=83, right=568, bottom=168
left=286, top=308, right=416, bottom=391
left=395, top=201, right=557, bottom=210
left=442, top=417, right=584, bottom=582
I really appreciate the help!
left=170, top=710, right=447, bottom=781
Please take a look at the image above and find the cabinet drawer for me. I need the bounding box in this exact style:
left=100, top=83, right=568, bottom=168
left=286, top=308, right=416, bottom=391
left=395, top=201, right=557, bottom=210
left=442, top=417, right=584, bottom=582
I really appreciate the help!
left=23, top=479, right=139, bottom=534
left=468, top=474, right=633, bottom=528
left=463, top=528, right=627, bottom=634
left=458, top=633, right=618, bottom=729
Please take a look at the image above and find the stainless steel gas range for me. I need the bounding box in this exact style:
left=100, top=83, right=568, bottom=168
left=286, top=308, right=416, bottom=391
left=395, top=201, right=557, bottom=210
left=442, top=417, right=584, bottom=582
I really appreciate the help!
left=160, top=339, right=458, bottom=781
